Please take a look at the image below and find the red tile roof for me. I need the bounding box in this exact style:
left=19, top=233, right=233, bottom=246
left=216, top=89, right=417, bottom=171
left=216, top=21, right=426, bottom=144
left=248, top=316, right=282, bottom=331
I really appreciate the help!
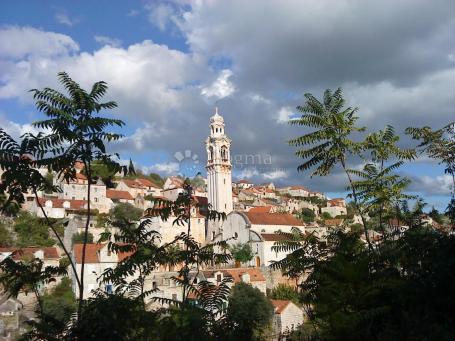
left=37, top=198, right=87, bottom=210
left=73, top=243, right=134, bottom=264
left=244, top=212, right=304, bottom=226
left=260, top=233, right=290, bottom=242
left=237, top=179, right=252, bottom=184
left=0, top=247, right=59, bottom=260
left=106, top=189, right=134, bottom=200
left=136, top=178, right=161, bottom=189
left=249, top=206, right=274, bottom=213
left=271, top=299, right=291, bottom=314
left=290, top=185, right=309, bottom=191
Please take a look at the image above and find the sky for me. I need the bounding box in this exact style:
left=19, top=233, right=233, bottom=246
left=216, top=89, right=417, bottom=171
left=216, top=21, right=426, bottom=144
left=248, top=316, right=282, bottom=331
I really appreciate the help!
left=0, top=0, right=454, bottom=210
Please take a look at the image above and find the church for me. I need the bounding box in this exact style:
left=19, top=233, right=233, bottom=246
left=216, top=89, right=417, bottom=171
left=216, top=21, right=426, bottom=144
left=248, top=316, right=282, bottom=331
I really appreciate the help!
left=204, top=109, right=306, bottom=268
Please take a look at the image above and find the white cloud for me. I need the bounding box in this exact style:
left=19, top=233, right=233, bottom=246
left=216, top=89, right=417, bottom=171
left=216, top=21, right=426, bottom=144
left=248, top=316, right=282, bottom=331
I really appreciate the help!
left=0, top=26, right=79, bottom=59
left=201, top=69, right=235, bottom=99
left=94, top=35, right=122, bottom=47
left=236, top=168, right=259, bottom=179
left=55, top=12, right=79, bottom=27
left=143, top=162, right=179, bottom=175
left=147, top=3, right=175, bottom=31
left=0, top=115, right=43, bottom=140
left=263, top=169, right=288, bottom=180
left=276, top=107, right=293, bottom=124
left=409, top=174, right=453, bottom=195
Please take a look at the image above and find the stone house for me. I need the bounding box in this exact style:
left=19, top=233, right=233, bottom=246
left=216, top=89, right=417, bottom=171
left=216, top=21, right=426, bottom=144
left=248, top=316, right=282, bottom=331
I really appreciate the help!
left=271, top=300, right=305, bottom=340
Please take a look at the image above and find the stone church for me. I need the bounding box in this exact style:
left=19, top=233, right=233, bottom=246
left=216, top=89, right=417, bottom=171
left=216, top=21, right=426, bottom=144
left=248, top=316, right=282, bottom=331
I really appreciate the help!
left=205, top=109, right=305, bottom=268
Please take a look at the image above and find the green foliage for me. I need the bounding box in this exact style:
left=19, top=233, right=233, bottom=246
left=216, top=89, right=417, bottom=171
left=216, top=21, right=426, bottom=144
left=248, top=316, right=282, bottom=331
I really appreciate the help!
left=289, top=88, right=365, bottom=176
left=229, top=242, right=254, bottom=263
left=429, top=206, right=444, bottom=224
left=0, top=254, right=67, bottom=315
left=43, top=172, right=54, bottom=194
left=72, top=232, right=94, bottom=245
left=109, top=202, right=143, bottom=222
left=96, top=212, right=110, bottom=228
left=406, top=123, right=455, bottom=194
left=321, top=212, right=332, bottom=220
left=350, top=223, right=364, bottom=233
left=226, top=282, right=274, bottom=341
left=274, top=228, right=455, bottom=340
left=83, top=160, right=118, bottom=188
left=446, top=198, right=455, bottom=227
left=269, top=283, right=300, bottom=305
left=0, top=221, right=13, bottom=247
left=42, top=277, right=76, bottom=326
left=14, top=211, right=55, bottom=247
left=298, top=207, right=316, bottom=223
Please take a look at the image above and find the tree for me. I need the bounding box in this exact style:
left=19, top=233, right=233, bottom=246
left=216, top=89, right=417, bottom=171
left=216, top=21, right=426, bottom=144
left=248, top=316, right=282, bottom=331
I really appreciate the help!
left=321, top=212, right=332, bottom=220
left=406, top=123, right=455, bottom=194
left=84, top=160, right=118, bottom=188
left=269, top=283, right=300, bottom=305
left=0, top=221, right=13, bottom=247
left=14, top=211, right=55, bottom=247
left=72, top=232, right=94, bottom=245
left=42, top=277, right=77, bottom=328
left=298, top=208, right=316, bottom=223
left=28, top=72, right=127, bottom=321
left=429, top=206, right=444, bottom=225
left=445, top=198, right=455, bottom=228
left=109, top=202, right=143, bottom=222
left=289, top=88, right=372, bottom=248
left=0, top=253, right=66, bottom=315
left=229, top=242, right=254, bottom=264
left=226, top=282, right=274, bottom=341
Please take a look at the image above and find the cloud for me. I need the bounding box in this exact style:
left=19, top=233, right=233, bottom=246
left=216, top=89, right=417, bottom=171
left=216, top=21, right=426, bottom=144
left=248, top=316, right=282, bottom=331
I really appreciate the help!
left=408, top=174, right=453, bottom=195
left=276, top=107, right=293, bottom=124
left=55, top=12, right=79, bottom=27
left=146, top=3, right=176, bottom=31
left=201, top=69, right=235, bottom=99
left=0, top=26, right=79, bottom=59
left=94, top=35, right=122, bottom=47
left=142, top=162, right=179, bottom=175
left=263, top=170, right=288, bottom=180
left=0, top=115, right=43, bottom=140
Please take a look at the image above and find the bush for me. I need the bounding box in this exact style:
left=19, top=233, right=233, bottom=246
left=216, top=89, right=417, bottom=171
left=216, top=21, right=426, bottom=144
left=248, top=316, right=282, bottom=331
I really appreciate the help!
left=0, top=221, right=13, bottom=247
left=298, top=208, right=316, bottom=223
left=269, top=283, right=300, bottom=305
left=14, top=211, right=55, bottom=247
left=109, top=202, right=143, bottom=222
left=229, top=243, right=254, bottom=264
left=72, top=232, right=94, bottom=245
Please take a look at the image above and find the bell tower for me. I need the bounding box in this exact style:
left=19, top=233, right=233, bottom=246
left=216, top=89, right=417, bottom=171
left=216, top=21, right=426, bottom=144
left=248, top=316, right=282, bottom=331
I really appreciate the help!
left=206, top=107, right=233, bottom=214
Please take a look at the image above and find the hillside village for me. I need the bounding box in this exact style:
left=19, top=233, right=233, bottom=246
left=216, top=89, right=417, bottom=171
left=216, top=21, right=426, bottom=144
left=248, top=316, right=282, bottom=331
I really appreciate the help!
left=0, top=110, right=449, bottom=340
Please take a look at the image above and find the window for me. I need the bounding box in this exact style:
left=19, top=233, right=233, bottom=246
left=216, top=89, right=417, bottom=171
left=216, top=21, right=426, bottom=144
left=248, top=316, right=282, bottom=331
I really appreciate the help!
left=107, top=250, right=111, bottom=257
left=172, top=294, right=177, bottom=301
left=105, top=284, right=113, bottom=294
left=94, top=197, right=98, bottom=203
left=234, top=232, right=238, bottom=239
left=152, top=281, right=157, bottom=290
left=224, top=178, right=226, bottom=184
left=212, top=231, right=215, bottom=240
left=216, top=274, right=222, bottom=283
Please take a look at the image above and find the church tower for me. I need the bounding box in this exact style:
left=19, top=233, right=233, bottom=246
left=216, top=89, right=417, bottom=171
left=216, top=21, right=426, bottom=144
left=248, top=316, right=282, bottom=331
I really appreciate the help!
left=206, top=107, right=233, bottom=214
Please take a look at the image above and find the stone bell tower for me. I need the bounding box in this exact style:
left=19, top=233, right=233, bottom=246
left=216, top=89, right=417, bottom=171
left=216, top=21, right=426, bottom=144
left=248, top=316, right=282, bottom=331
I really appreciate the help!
left=206, top=107, right=233, bottom=214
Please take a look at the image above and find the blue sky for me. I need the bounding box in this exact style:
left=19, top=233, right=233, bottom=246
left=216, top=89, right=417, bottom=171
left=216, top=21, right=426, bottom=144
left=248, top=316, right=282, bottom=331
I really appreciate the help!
left=1, top=0, right=454, bottom=210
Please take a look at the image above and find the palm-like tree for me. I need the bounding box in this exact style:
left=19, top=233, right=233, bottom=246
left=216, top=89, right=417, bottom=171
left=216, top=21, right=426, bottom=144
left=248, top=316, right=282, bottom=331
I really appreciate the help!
left=289, top=88, right=372, bottom=248
left=29, top=72, right=127, bottom=320
left=348, top=162, right=415, bottom=235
